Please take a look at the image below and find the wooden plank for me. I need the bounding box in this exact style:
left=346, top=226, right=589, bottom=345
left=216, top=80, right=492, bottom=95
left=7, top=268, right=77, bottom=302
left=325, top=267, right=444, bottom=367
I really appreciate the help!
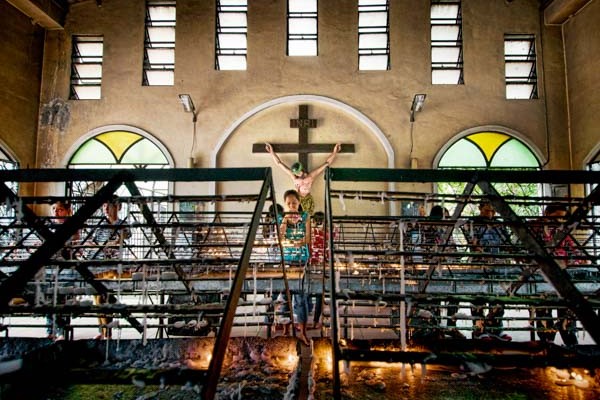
left=252, top=143, right=354, bottom=153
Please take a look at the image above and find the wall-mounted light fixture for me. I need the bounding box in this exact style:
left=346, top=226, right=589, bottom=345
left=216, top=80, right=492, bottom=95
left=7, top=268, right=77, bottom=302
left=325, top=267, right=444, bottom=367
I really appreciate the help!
left=410, top=93, right=426, bottom=122
left=178, top=94, right=198, bottom=167
left=409, top=93, right=427, bottom=169
left=178, top=94, right=197, bottom=118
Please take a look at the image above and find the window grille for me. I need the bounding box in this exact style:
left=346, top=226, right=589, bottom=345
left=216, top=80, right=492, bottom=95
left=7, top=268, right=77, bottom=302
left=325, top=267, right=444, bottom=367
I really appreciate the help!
left=143, top=0, right=176, bottom=86
left=431, top=0, right=463, bottom=84
left=70, top=36, right=103, bottom=99
left=216, top=0, right=248, bottom=70
left=505, top=34, right=538, bottom=99
left=358, top=0, right=390, bottom=71
left=287, top=0, right=318, bottom=56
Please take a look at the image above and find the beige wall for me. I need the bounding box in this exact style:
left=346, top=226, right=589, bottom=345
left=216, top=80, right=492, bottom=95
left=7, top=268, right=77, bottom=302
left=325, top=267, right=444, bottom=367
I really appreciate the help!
left=2, top=0, right=589, bottom=205
left=563, top=0, right=600, bottom=168
left=0, top=0, right=44, bottom=168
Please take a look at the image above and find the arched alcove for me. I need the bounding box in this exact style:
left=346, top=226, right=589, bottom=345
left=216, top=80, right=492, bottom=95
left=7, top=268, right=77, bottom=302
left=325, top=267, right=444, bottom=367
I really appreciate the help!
left=212, top=95, right=395, bottom=214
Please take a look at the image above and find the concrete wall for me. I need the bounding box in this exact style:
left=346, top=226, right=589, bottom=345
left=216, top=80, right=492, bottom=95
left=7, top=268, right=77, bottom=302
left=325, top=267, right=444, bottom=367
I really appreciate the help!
left=27, top=0, right=579, bottom=210
left=562, top=0, right=600, bottom=168
left=0, top=0, right=45, bottom=168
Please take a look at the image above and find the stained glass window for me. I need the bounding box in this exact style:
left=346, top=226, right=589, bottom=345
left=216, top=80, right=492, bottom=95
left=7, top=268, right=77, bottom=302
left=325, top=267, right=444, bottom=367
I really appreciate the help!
left=437, top=131, right=541, bottom=215
left=68, top=130, right=170, bottom=198
left=69, top=131, right=169, bottom=166
left=438, top=132, right=539, bottom=169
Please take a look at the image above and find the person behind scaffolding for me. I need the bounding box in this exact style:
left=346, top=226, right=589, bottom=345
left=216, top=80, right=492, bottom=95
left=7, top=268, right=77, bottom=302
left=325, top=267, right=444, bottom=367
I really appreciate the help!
left=469, top=200, right=511, bottom=263
left=87, top=195, right=131, bottom=339
left=466, top=200, right=513, bottom=340
left=277, top=189, right=311, bottom=345
left=262, top=203, right=284, bottom=263
left=419, top=205, right=465, bottom=338
left=45, top=200, right=81, bottom=341
left=533, top=203, right=588, bottom=346
left=308, top=211, right=336, bottom=330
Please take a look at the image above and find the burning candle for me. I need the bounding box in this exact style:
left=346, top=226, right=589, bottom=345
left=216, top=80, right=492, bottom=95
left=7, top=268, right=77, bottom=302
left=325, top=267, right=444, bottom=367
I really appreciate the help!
left=574, top=376, right=590, bottom=389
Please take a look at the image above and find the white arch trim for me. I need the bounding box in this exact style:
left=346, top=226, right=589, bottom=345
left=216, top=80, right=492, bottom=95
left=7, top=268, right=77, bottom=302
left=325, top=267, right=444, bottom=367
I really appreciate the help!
left=211, top=94, right=394, bottom=169
left=210, top=95, right=395, bottom=213
left=0, top=137, right=20, bottom=165
left=582, top=141, right=600, bottom=169
left=432, top=125, right=547, bottom=168
left=62, top=124, right=176, bottom=168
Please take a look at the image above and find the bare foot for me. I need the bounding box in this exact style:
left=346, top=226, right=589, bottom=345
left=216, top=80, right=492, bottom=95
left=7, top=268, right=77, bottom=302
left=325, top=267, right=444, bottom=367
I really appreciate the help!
left=298, top=334, right=310, bottom=346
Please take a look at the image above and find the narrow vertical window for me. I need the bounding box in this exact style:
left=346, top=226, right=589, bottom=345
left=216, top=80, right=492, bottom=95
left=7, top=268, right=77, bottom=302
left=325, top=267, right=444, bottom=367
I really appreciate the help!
left=504, top=34, right=538, bottom=99
left=143, top=0, right=176, bottom=86
left=215, top=0, right=248, bottom=70
left=358, top=0, right=390, bottom=71
left=70, top=35, right=103, bottom=100
left=431, top=0, right=463, bottom=84
left=287, top=0, right=318, bottom=56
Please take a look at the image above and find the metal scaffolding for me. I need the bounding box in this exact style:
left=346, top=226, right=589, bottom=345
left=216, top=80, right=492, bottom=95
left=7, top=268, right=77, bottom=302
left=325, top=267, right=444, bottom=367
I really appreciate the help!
left=0, top=168, right=297, bottom=400
left=323, top=168, right=600, bottom=400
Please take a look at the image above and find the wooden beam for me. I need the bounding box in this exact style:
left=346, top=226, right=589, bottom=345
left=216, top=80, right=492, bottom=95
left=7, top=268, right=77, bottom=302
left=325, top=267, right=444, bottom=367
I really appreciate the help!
left=252, top=143, right=354, bottom=154
left=544, top=0, right=593, bottom=24
left=6, top=0, right=67, bottom=29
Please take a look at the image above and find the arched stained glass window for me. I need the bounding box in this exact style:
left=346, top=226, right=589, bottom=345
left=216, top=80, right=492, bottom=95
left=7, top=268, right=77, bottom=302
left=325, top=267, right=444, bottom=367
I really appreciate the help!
left=438, top=132, right=539, bottom=169
left=68, top=130, right=171, bottom=198
left=67, top=129, right=173, bottom=259
left=69, top=131, right=169, bottom=166
left=437, top=131, right=541, bottom=215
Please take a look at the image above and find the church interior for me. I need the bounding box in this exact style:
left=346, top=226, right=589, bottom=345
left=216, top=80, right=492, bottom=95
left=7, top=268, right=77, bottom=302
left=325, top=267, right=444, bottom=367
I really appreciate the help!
left=0, top=0, right=599, bottom=399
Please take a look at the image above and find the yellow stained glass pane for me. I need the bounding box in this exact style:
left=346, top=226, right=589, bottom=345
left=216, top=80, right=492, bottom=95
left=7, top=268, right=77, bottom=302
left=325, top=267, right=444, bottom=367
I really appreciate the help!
left=467, top=132, right=510, bottom=163
left=95, top=131, right=143, bottom=162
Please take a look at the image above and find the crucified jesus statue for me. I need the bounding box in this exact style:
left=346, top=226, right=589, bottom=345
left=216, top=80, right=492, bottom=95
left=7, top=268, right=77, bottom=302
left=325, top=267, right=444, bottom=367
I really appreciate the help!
left=265, top=142, right=341, bottom=215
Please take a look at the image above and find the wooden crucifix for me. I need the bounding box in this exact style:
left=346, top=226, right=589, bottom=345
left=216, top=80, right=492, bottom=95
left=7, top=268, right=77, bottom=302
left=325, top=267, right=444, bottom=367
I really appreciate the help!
left=253, top=104, right=354, bottom=171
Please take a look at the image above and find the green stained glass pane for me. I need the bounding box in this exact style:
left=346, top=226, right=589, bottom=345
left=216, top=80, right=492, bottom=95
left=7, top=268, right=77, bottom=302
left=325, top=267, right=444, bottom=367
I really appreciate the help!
left=491, top=139, right=539, bottom=168
left=121, top=138, right=168, bottom=164
left=438, top=139, right=486, bottom=168
left=70, top=139, right=116, bottom=164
